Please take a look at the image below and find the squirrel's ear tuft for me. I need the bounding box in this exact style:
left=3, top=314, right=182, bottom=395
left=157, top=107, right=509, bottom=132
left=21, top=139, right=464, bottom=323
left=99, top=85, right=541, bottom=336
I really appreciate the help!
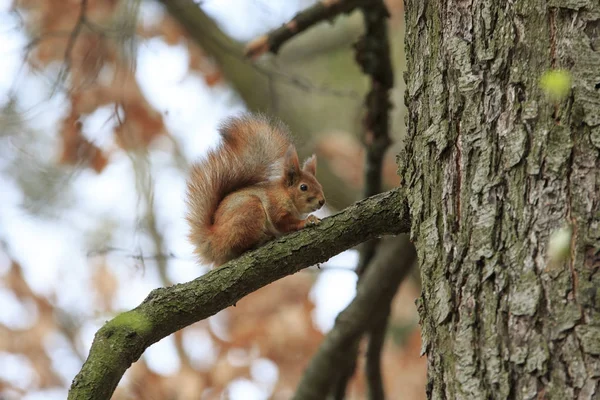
left=283, top=145, right=300, bottom=186
left=302, top=155, right=317, bottom=176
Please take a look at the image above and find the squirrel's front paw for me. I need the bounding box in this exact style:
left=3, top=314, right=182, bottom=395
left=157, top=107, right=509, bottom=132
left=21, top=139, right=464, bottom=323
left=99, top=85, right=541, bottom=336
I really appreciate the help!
left=305, top=215, right=321, bottom=226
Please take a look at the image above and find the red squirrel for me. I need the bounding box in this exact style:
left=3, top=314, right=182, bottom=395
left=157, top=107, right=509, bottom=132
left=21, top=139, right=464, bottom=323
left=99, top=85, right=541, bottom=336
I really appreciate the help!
left=186, top=114, right=326, bottom=267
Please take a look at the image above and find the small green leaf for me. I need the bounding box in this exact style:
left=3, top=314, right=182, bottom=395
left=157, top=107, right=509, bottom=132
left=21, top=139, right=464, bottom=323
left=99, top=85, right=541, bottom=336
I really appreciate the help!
left=540, top=70, right=572, bottom=102
left=548, top=225, right=572, bottom=263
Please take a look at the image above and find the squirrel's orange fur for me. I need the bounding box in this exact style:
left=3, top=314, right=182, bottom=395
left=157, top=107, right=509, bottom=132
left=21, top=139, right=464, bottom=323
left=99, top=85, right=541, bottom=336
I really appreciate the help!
left=185, top=114, right=325, bottom=267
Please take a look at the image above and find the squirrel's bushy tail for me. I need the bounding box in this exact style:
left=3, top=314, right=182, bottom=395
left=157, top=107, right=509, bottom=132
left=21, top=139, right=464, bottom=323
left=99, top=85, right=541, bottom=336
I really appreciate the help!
left=185, top=114, right=291, bottom=264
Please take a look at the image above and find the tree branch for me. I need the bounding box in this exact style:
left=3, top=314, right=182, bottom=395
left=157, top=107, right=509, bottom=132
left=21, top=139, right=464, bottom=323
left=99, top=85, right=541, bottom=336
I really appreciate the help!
left=292, top=236, right=416, bottom=400
left=331, top=345, right=359, bottom=399
left=244, top=0, right=364, bottom=59
left=332, top=0, right=395, bottom=396
left=356, top=0, right=394, bottom=200
left=355, top=0, right=394, bottom=276
left=365, top=307, right=390, bottom=400
left=67, top=188, right=409, bottom=400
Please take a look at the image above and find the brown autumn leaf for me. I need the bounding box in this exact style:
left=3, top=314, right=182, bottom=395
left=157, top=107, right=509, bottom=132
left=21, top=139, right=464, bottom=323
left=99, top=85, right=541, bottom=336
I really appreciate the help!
left=70, top=66, right=166, bottom=151
left=187, top=43, right=222, bottom=86
left=123, top=360, right=172, bottom=400
left=209, top=356, right=249, bottom=391
left=68, top=33, right=110, bottom=88
left=59, top=110, right=109, bottom=173
left=139, top=14, right=223, bottom=87
left=222, top=274, right=324, bottom=394
left=19, top=0, right=166, bottom=153
left=92, top=260, right=118, bottom=311
left=1, top=264, right=63, bottom=388
left=22, top=0, right=116, bottom=70
left=114, top=102, right=165, bottom=149
left=166, top=364, right=207, bottom=400
left=203, top=70, right=223, bottom=87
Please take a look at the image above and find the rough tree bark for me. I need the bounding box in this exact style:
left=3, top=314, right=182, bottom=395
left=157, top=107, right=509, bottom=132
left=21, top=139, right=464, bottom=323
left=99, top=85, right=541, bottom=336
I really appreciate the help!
left=402, top=0, right=600, bottom=398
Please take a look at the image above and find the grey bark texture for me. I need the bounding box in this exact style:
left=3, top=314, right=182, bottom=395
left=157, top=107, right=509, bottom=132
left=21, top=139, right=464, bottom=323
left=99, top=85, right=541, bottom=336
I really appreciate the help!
left=401, top=0, right=600, bottom=398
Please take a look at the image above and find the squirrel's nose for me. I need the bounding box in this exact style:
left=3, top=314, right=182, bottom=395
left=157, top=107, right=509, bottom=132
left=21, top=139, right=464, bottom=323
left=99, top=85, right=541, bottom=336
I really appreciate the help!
left=319, top=199, right=325, bottom=207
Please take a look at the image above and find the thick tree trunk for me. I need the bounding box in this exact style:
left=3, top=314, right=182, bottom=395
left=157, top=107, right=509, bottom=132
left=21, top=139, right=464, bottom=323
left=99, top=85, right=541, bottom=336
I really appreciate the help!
left=402, top=0, right=600, bottom=399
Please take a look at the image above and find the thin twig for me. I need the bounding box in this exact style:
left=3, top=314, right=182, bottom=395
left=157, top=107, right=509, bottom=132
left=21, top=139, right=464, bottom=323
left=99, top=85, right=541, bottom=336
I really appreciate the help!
left=356, top=0, right=394, bottom=200
left=330, top=1, right=395, bottom=396
left=365, top=308, right=391, bottom=400
left=231, top=36, right=360, bottom=98
left=159, top=0, right=359, bottom=99
left=52, top=0, right=89, bottom=93
left=136, top=160, right=196, bottom=368
left=87, top=247, right=186, bottom=261
left=355, top=2, right=395, bottom=396
left=245, top=0, right=364, bottom=59
left=355, top=0, right=394, bottom=274
left=86, top=249, right=355, bottom=274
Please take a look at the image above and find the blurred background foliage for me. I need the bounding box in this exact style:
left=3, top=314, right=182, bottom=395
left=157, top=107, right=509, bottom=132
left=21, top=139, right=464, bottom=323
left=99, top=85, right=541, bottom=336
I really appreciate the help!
left=0, top=0, right=424, bottom=399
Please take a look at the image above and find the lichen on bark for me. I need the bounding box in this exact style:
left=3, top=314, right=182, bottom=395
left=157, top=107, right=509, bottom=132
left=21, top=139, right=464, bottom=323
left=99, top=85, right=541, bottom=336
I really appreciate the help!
left=402, top=0, right=600, bottom=398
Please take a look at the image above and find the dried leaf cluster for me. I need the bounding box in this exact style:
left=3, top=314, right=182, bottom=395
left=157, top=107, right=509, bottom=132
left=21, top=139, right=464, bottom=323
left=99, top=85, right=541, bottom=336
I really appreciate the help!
left=17, top=0, right=222, bottom=172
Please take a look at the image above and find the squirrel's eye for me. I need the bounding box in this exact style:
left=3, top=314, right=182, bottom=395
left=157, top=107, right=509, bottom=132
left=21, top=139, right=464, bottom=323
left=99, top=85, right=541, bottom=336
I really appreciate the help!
left=300, top=184, right=308, bottom=191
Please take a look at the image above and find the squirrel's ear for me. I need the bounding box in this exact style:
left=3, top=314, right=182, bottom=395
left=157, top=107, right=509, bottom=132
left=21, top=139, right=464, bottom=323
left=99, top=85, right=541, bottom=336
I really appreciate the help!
left=283, top=145, right=300, bottom=186
left=302, top=154, right=317, bottom=176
